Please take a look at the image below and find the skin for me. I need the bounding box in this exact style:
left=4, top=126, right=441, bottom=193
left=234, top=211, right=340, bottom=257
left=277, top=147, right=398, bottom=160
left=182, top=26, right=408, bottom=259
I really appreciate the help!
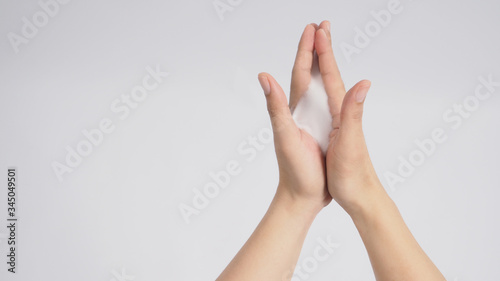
left=216, top=21, right=446, bottom=281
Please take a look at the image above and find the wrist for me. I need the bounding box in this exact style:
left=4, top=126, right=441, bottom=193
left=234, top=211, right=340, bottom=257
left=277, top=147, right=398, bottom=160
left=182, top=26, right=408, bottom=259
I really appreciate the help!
left=273, top=186, right=324, bottom=221
left=348, top=184, right=397, bottom=227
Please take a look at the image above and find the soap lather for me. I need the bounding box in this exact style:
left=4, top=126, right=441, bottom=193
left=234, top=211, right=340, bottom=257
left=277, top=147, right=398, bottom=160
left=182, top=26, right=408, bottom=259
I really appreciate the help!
left=292, top=51, right=332, bottom=154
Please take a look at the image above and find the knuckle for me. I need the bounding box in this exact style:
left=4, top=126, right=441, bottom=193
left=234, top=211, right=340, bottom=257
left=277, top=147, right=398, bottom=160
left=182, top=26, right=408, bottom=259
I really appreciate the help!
left=269, top=113, right=289, bottom=133
left=267, top=104, right=281, bottom=119
left=351, top=109, right=363, bottom=120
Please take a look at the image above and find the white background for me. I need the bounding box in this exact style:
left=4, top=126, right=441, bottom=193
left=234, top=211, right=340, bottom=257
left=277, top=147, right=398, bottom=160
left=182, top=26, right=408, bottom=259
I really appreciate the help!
left=1, top=0, right=499, bottom=280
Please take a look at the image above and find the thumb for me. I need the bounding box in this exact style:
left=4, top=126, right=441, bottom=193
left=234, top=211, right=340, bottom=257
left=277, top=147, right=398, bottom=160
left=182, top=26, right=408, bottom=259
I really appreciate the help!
left=258, top=73, right=296, bottom=141
left=340, top=80, right=371, bottom=131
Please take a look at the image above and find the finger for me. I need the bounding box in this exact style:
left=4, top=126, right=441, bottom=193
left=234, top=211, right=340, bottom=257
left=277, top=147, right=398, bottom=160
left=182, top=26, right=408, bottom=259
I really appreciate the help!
left=289, top=24, right=317, bottom=113
left=315, top=21, right=346, bottom=129
left=318, top=20, right=331, bottom=41
left=340, top=80, right=371, bottom=132
left=258, top=73, right=297, bottom=142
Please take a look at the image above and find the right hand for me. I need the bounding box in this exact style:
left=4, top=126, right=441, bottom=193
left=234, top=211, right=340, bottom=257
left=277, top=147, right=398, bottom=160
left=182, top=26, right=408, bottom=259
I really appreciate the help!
left=311, top=21, right=387, bottom=215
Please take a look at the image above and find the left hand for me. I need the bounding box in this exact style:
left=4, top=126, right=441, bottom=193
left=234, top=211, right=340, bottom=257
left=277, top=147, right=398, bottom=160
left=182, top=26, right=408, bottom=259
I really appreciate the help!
left=258, top=23, right=332, bottom=213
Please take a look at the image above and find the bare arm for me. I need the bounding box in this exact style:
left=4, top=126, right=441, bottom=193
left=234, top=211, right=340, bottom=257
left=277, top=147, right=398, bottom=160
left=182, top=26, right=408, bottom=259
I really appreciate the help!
left=217, top=23, right=331, bottom=281
left=314, top=20, right=447, bottom=281
left=217, top=20, right=446, bottom=281
left=349, top=186, right=446, bottom=281
left=216, top=190, right=321, bottom=281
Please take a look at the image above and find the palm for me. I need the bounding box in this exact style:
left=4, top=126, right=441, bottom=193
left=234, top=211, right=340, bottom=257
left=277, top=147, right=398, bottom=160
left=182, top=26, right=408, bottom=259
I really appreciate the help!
left=274, top=124, right=330, bottom=206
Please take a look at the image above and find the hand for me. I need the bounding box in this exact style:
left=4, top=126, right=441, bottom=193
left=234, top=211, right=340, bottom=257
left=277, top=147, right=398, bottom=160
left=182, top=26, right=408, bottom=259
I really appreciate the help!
left=309, top=21, right=386, bottom=215
left=258, top=23, right=332, bottom=214
left=220, top=22, right=445, bottom=281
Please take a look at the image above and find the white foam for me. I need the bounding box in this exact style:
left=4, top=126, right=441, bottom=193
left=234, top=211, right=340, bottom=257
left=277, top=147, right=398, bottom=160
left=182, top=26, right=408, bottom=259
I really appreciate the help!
left=292, top=52, right=332, bottom=153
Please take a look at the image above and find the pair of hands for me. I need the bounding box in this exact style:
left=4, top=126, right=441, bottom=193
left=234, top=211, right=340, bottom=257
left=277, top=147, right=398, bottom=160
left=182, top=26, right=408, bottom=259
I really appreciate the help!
left=258, top=21, right=384, bottom=217
left=217, top=21, right=446, bottom=281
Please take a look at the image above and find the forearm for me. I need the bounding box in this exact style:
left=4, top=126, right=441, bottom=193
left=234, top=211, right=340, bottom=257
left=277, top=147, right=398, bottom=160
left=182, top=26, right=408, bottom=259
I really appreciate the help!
left=216, top=187, right=320, bottom=281
left=350, top=185, right=446, bottom=281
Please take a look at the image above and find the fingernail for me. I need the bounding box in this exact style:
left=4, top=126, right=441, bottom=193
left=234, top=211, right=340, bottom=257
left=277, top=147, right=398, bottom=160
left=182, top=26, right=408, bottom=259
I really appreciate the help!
left=319, top=28, right=328, bottom=38
left=258, top=74, right=271, bottom=96
left=325, top=21, right=331, bottom=32
left=356, top=85, right=369, bottom=103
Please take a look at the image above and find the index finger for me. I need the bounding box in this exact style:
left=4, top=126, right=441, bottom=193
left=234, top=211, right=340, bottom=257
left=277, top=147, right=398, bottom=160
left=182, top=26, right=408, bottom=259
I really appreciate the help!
left=289, top=23, right=318, bottom=113
left=315, top=21, right=346, bottom=129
